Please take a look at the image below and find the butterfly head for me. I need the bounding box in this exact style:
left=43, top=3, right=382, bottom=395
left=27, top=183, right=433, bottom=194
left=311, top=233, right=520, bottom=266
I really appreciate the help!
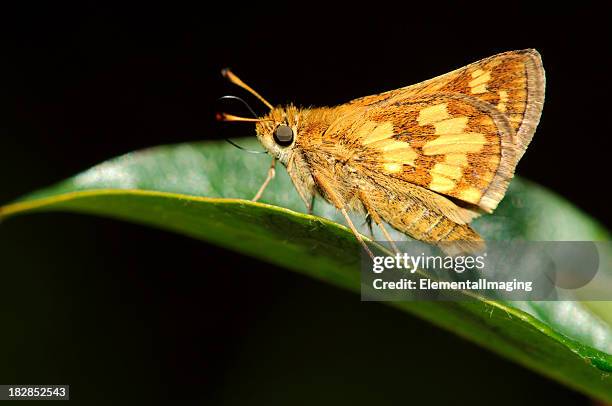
left=253, top=106, right=301, bottom=163
left=217, top=68, right=299, bottom=164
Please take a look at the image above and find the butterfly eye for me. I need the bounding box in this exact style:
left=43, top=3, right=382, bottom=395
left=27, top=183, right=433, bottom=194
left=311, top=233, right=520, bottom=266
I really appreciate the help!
left=273, top=124, right=294, bottom=146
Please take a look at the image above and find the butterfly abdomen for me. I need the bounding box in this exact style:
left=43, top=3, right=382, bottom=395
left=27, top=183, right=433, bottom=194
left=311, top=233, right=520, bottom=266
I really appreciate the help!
left=364, top=182, right=485, bottom=253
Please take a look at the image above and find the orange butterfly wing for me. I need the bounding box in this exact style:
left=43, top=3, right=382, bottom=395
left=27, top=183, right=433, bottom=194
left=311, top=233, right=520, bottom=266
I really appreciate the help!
left=329, top=49, right=545, bottom=213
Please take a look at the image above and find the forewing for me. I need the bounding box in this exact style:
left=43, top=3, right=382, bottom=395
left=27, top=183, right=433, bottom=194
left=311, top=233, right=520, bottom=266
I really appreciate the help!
left=348, top=49, right=544, bottom=160
left=326, top=92, right=517, bottom=213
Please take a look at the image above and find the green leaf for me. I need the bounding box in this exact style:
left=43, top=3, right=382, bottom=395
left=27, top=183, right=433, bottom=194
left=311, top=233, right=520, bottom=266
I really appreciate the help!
left=2, top=139, right=612, bottom=400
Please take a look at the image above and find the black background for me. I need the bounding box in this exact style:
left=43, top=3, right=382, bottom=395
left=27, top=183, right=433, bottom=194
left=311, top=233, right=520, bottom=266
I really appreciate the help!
left=1, top=3, right=610, bottom=404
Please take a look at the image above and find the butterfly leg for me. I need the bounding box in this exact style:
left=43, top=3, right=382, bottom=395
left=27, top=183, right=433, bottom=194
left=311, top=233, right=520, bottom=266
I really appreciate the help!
left=307, top=195, right=315, bottom=215
left=359, top=191, right=400, bottom=254
left=339, top=207, right=375, bottom=260
left=252, top=158, right=276, bottom=202
left=364, top=214, right=374, bottom=239
left=312, top=173, right=374, bottom=259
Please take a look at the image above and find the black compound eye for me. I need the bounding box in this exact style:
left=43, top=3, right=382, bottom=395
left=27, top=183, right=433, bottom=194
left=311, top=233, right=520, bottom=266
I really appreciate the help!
left=273, top=124, right=294, bottom=146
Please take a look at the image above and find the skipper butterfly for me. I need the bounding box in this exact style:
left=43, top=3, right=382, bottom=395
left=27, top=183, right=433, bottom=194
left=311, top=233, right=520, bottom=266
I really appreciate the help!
left=218, top=49, right=545, bottom=257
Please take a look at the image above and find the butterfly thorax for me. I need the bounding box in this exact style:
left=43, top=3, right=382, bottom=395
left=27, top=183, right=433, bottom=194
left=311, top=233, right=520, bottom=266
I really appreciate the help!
left=255, top=104, right=344, bottom=166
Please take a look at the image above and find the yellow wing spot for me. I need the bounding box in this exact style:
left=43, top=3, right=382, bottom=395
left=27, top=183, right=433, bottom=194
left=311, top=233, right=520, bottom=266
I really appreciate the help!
left=373, top=139, right=417, bottom=167
left=496, top=90, right=508, bottom=112
left=434, top=117, right=468, bottom=135
left=459, top=187, right=482, bottom=203
left=471, top=84, right=487, bottom=94
left=469, top=70, right=491, bottom=86
left=432, top=163, right=463, bottom=180
left=445, top=153, right=468, bottom=167
left=361, top=121, right=395, bottom=145
left=481, top=169, right=495, bottom=184
left=477, top=116, right=495, bottom=127
left=430, top=174, right=456, bottom=192
left=471, top=69, right=485, bottom=77
left=469, top=70, right=491, bottom=94
left=376, top=138, right=411, bottom=151
left=383, top=163, right=403, bottom=173
left=417, top=103, right=450, bottom=126
left=423, top=133, right=487, bottom=155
